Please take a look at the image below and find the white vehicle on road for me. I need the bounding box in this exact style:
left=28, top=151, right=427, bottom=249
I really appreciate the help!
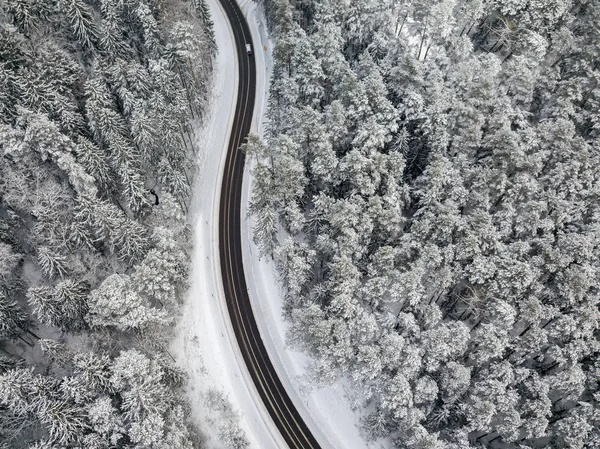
left=245, top=43, right=253, bottom=55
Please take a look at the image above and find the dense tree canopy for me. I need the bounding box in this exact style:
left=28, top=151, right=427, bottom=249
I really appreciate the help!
left=251, top=0, right=600, bottom=447
left=0, top=0, right=215, bottom=446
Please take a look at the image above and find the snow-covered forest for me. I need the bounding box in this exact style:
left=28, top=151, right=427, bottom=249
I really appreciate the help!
left=0, top=0, right=215, bottom=446
left=248, top=0, right=600, bottom=447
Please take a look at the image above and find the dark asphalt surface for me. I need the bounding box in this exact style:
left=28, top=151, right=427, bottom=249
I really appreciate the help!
left=216, top=0, right=322, bottom=448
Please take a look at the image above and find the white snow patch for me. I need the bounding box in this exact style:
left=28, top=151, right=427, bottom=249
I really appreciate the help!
left=239, top=3, right=393, bottom=449
left=169, top=0, right=286, bottom=448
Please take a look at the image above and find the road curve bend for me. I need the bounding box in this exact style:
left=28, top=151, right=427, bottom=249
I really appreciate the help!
left=216, top=1, right=322, bottom=448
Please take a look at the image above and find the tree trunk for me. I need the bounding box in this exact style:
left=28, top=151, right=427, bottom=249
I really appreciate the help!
left=488, top=38, right=503, bottom=53
left=518, top=324, right=531, bottom=337
left=186, top=130, right=196, bottom=154
left=17, top=334, right=34, bottom=348
left=471, top=319, right=482, bottom=331
left=179, top=131, right=191, bottom=152
left=443, top=299, right=459, bottom=319
left=501, top=50, right=514, bottom=63
left=179, top=197, right=189, bottom=214
left=541, top=360, right=560, bottom=374
left=541, top=316, right=558, bottom=329
left=418, top=23, right=428, bottom=60
left=114, top=197, right=130, bottom=217
left=178, top=68, right=196, bottom=119
left=475, top=27, right=492, bottom=50
left=0, top=347, right=16, bottom=357
left=423, top=42, right=432, bottom=61
left=25, top=328, right=40, bottom=340
left=458, top=309, right=471, bottom=321
left=502, top=348, right=515, bottom=361
left=548, top=409, right=568, bottom=424
left=466, top=20, right=478, bottom=37
left=398, top=11, right=409, bottom=36
left=476, top=431, right=492, bottom=442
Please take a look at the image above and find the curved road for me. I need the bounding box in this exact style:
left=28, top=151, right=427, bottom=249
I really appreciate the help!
left=216, top=1, right=321, bottom=448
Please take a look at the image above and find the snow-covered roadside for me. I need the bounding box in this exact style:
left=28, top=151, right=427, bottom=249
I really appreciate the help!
left=239, top=4, right=393, bottom=449
left=169, top=1, right=286, bottom=448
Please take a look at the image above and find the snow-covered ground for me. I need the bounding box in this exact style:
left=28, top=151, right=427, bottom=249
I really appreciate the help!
left=169, top=1, right=285, bottom=448
left=240, top=4, right=392, bottom=449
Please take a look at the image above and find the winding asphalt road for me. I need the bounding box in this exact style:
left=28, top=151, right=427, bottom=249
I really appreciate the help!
left=216, top=1, right=321, bottom=448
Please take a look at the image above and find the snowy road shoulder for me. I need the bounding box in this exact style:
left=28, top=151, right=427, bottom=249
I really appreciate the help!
left=169, top=0, right=285, bottom=448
